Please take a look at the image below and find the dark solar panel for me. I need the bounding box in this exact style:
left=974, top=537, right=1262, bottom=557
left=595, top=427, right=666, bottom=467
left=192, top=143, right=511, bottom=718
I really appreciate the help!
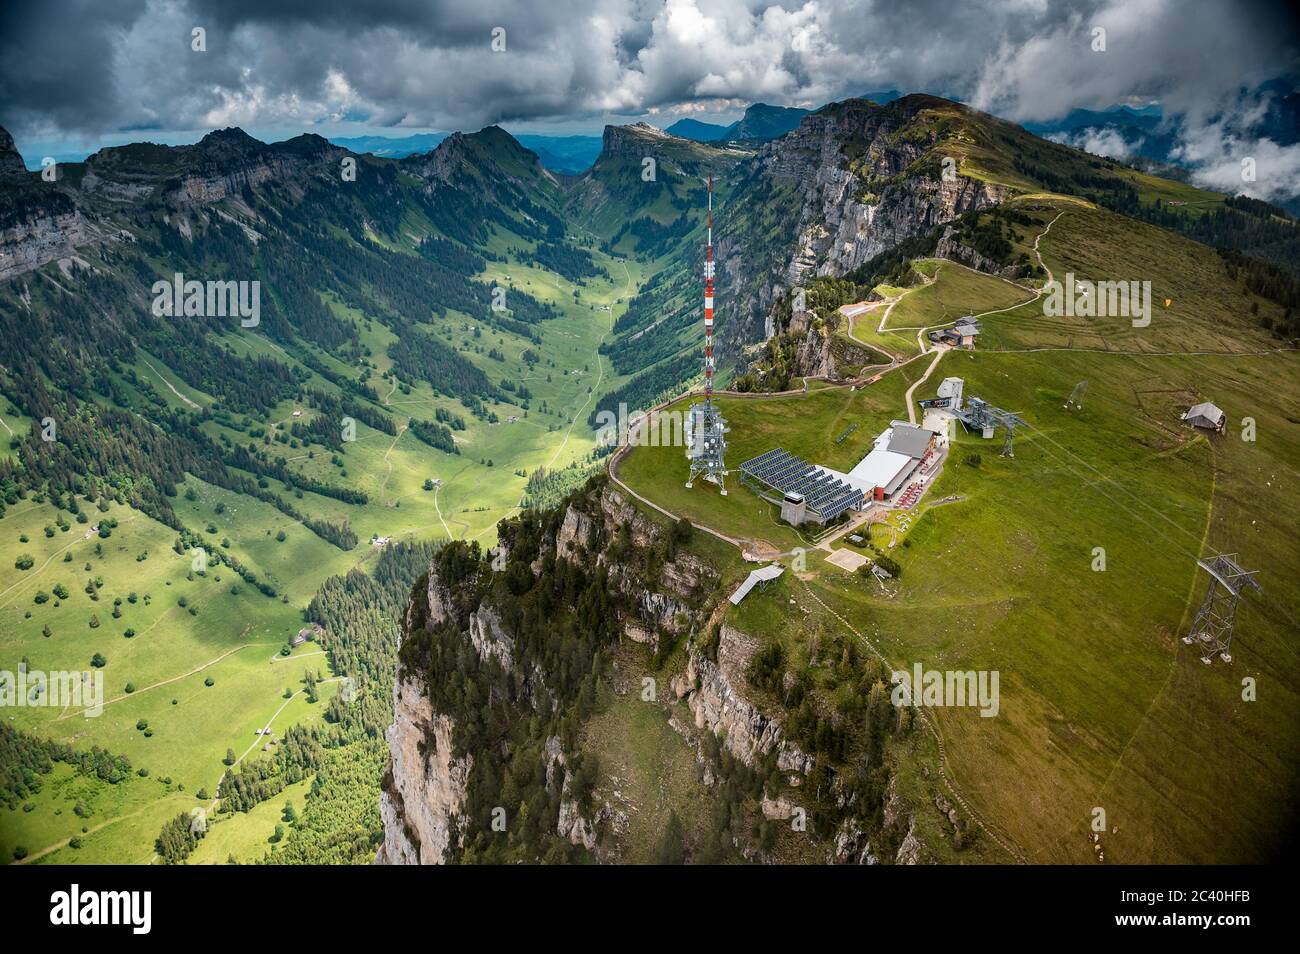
left=740, top=448, right=863, bottom=522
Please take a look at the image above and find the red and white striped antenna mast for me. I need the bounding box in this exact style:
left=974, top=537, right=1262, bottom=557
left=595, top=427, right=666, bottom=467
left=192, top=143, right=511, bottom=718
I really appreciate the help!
left=686, top=173, right=728, bottom=495
left=704, top=173, right=715, bottom=405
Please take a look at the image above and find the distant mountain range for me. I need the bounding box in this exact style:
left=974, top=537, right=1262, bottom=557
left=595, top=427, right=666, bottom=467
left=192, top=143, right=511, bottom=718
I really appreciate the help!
left=17, top=79, right=1297, bottom=200
left=328, top=132, right=602, bottom=175
left=328, top=132, right=449, bottom=157
left=1023, top=83, right=1297, bottom=189
left=666, top=103, right=811, bottom=142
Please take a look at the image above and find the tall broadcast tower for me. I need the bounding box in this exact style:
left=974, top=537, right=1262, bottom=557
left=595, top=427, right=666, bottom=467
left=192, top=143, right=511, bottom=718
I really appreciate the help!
left=685, top=175, right=729, bottom=494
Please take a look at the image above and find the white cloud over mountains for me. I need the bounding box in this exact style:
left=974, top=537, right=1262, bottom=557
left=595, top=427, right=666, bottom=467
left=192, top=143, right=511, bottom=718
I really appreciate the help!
left=1, top=0, right=1296, bottom=196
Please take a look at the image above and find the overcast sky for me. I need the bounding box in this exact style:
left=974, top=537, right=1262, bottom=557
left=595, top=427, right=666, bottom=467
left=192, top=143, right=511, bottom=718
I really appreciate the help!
left=1, top=0, right=1298, bottom=194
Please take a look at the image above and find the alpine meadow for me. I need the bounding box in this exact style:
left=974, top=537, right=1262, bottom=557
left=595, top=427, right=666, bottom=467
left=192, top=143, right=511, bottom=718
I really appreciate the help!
left=0, top=0, right=1297, bottom=928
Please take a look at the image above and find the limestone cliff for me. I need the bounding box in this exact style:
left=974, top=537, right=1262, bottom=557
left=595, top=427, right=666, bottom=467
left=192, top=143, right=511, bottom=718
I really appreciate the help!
left=765, top=99, right=1008, bottom=284
left=379, top=478, right=941, bottom=864
left=378, top=478, right=720, bottom=863
left=713, top=95, right=1010, bottom=353
left=375, top=677, right=470, bottom=865
left=0, top=125, right=346, bottom=280
left=676, top=623, right=814, bottom=776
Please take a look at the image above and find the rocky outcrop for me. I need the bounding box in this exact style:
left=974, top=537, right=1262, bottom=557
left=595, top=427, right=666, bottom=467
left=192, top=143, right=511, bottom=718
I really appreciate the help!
left=0, top=206, right=103, bottom=282
left=681, top=623, right=813, bottom=774
left=785, top=309, right=881, bottom=380
left=832, top=821, right=879, bottom=865
left=761, top=795, right=798, bottom=820
left=467, top=605, right=514, bottom=671
left=895, top=820, right=924, bottom=865
left=556, top=796, right=599, bottom=851
left=557, top=484, right=717, bottom=645
left=715, top=95, right=1010, bottom=352
left=375, top=674, right=471, bottom=865
left=555, top=504, right=596, bottom=560
left=794, top=316, right=837, bottom=379
left=934, top=225, right=1022, bottom=280
left=0, top=127, right=27, bottom=180
left=600, top=122, right=678, bottom=159
left=380, top=480, right=720, bottom=863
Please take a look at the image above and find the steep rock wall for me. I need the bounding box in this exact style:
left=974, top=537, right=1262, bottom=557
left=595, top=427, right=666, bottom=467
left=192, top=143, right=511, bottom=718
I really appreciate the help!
left=376, top=675, right=470, bottom=865
left=379, top=481, right=719, bottom=862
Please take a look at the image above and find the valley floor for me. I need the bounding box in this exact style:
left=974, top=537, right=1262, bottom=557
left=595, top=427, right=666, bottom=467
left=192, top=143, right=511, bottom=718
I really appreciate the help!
left=1, top=228, right=643, bottom=864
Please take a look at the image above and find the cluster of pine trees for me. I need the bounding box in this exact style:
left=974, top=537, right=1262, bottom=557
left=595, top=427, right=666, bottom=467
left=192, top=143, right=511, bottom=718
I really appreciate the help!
left=0, top=723, right=133, bottom=811
left=154, top=811, right=204, bottom=864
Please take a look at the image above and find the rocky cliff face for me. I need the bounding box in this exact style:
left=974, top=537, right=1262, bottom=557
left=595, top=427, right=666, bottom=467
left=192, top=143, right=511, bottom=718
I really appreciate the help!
left=0, top=126, right=347, bottom=280
left=764, top=97, right=1008, bottom=281
left=0, top=206, right=104, bottom=282
left=786, top=308, right=881, bottom=380
left=379, top=478, right=939, bottom=864
left=933, top=224, right=1022, bottom=280
left=670, top=621, right=927, bottom=864
left=376, top=676, right=471, bottom=865
left=88, top=129, right=346, bottom=206
left=0, top=125, right=96, bottom=281
left=714, top=96, right=1010, bottom=351
left=675, top=623, right=814, bottom=776
left=378, top=480, right=720, bottom=863
left=0, top=127, right=27, bottom=180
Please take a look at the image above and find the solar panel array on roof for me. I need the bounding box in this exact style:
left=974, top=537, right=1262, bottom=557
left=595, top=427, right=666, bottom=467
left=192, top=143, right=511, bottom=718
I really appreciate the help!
left=739, top=448, right=864, bottom=522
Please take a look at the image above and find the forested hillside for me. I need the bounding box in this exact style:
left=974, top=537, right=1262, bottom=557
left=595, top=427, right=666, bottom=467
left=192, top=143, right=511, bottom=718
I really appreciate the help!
left=2, top=90, right=1296, bottom=865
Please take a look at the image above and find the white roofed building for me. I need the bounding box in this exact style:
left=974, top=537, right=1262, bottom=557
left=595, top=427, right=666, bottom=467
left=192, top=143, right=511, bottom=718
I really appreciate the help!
left=1182, top=402, right=1225, bottom=432
left=841, top=422, right=938, bottom=501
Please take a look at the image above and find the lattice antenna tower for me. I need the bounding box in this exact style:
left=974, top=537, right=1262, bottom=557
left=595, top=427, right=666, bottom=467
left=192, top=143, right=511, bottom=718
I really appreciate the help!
left=686, top=175, right=729, bottom=494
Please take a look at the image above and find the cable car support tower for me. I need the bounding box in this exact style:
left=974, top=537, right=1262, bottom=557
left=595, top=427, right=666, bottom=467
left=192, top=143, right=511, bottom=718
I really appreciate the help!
left=1182, top=553, right=1261, bottom=664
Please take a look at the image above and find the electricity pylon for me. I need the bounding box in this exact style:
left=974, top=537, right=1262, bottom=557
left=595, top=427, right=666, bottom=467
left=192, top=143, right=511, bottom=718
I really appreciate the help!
left=1182, top=553, right=1262, bottom=664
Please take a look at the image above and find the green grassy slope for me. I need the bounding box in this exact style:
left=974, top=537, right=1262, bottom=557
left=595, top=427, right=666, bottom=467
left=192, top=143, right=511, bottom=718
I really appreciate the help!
left=616, top=190, right=1300, bottom=863
left=0, top=125, right=648, bottom=864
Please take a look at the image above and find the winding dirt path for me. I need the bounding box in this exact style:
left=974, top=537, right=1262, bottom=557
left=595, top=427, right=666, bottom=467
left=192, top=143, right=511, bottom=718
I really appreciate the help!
left=0, top=513, right=141, bottom=603
left=432, top=483, right=454, bottom=540
left=13, top=794, right=192, bottom=865
left=377, top=420, right=409, bottom=504
left=55, top=642, right=253, bottom=720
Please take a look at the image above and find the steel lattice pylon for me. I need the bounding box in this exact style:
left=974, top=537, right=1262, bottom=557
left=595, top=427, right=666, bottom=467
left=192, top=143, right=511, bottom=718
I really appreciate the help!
left=1065, top=380, right=1087, bottom=410
left=686, top=174, right=728, bottom=494
left=957, top=397, right=1026, bottom=457
left=685, top=400, right=729, bottom=494
left=1182, top=553, right=1262, bottom=664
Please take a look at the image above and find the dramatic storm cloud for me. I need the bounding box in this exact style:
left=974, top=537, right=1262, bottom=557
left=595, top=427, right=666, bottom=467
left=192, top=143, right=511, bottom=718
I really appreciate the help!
left=1, top=0, right=1297, bottom=194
